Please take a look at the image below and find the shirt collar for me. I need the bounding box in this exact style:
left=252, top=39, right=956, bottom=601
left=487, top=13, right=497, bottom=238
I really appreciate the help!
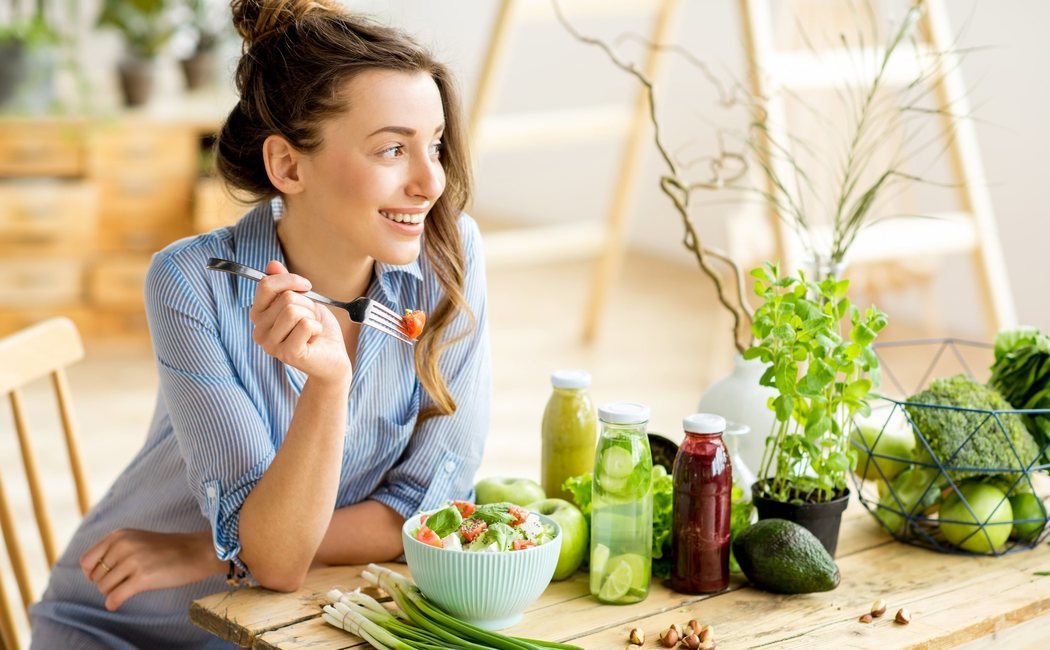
left=229, top=198, right=423, bottom=307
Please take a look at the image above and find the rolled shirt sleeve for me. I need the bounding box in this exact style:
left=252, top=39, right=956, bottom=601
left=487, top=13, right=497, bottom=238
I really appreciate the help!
left=145, top=248, right=277, bottom=577
left=370, top=217, right=492, bottom=519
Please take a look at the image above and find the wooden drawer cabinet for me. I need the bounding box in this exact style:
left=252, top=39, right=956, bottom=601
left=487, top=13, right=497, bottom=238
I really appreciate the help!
left=87, top=126, right=198, bottom=177
left=0, top=122, right=84, bottom=177
left=194, top=177, right=247, bottom=232
left=1, top=116, right=212, bottom=340
left=0, top=180, right=97, bottom=247
left=0, top=258, right=82, bottom=307
left=89, top=258, right=151, bottom=308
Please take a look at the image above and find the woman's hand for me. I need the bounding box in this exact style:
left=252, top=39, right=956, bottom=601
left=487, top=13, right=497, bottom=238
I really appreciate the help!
left=249, top=260, right=350, bottom=384
left=79, top=529, right=225, bottom=611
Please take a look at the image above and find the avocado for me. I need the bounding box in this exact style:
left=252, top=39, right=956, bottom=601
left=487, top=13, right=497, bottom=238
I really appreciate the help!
left=732, top=518, right=841, bottom=594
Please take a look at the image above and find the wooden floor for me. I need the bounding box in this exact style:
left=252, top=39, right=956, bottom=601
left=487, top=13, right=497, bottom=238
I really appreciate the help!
left=4, top=252, right=1043, bottom=647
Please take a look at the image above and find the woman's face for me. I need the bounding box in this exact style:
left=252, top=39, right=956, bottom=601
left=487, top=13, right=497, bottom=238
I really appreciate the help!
left=298, top=69, right=446, bottom=266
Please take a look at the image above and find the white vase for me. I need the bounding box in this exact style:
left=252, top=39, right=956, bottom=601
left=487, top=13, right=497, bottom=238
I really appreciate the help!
left=697, top=355, right=777, bottom=489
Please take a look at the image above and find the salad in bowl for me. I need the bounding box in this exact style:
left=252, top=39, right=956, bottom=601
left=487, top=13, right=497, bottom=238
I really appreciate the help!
left=401, top=501, right=562, bottom=629
left=410, top=500, right=557, bottom=552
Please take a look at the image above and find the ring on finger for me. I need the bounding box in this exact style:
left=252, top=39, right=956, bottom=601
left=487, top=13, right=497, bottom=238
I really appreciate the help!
left=98, top=559, right=113, bottom=573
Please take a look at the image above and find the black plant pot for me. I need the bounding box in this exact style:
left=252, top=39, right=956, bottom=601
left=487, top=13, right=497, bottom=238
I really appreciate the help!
left=180, top=49, right=217, bottom=91
left=118, top=58, right=156, bottom=108
left=751, top=481, right=850, bottom=557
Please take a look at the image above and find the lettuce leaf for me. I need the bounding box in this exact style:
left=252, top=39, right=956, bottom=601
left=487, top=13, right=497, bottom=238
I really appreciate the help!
left=425, top=505, right=462, bottom=539
left=562, top=473, right=593, bottom=525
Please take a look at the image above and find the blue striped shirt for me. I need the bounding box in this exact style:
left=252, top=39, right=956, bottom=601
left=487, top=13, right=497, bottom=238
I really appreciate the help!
left=30, top=200, right=491, bottom=649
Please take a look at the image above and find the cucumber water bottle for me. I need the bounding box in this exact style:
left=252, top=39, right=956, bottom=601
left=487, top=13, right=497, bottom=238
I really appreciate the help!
left=590, top=402, right=653, bottom=604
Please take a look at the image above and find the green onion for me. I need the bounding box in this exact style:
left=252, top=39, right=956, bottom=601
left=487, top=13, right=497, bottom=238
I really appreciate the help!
left=322, top=564, right=584, bottom=650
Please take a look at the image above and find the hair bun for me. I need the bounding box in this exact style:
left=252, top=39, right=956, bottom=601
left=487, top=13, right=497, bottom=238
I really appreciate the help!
left=230, top=0, right=345, bottom=47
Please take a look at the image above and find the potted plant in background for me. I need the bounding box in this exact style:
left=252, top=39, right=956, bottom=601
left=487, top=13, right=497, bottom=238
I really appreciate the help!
left=745, top=263, right=887, bottom=555
left=97, top=0, right=177, bottom=107
left=554, top=1, right=953, bottom=486
left=0, top=2, right=60, bottom=112
left=178, top=0, right=224, bottom=90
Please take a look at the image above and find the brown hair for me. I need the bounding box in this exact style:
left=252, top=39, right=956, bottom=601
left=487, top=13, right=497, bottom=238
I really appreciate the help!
left=217, top=0, right=475, bottom=425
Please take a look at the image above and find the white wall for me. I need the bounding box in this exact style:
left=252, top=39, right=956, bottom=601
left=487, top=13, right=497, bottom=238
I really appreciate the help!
left=69, top=0, right=1050, bottom=333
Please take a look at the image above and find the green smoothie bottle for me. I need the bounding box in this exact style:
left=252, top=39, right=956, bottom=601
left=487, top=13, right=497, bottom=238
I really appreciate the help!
left=541, top=370, right=597, bottom=501
left=590, top=401, right=653, bottom=605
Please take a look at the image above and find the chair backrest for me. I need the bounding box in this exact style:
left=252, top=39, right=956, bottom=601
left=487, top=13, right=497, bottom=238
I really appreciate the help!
left=0, top=318, right=89, bottom=650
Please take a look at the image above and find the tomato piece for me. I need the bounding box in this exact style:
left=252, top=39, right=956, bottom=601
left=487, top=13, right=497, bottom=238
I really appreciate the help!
left=452, top=500, right=476, bottom=518
left=402, top=309, right=426, bottom=339
left=459, top=518, right=488, bottom=542
left=415, top=525, right=442, bottom=548
left=419, top=513, right=429, bottom=524
left=512, top=539, right=536, bottom=551
left=507, top=505, right=529, bottom=527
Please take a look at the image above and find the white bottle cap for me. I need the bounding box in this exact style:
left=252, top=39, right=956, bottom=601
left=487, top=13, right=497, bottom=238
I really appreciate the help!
left=550, top=369, right=592, bottom=389
left=599, top=401, right=651, bottom=425
left=683, top=413, right=726, bottom=434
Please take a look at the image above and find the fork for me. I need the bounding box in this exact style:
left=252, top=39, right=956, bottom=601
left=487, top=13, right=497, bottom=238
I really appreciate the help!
left=205, top=258, right=415, bottom=346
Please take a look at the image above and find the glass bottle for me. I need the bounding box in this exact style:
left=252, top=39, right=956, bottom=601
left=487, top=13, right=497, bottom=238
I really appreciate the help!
left=670, top=413, right=732, bottom=594
left=541, top=370, right=597, bottom=501
left=590, top=402, right=653, bottom=605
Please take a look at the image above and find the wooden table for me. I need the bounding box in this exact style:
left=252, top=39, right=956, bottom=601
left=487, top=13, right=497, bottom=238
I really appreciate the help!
left=191, top=500, right=1050, bottom=649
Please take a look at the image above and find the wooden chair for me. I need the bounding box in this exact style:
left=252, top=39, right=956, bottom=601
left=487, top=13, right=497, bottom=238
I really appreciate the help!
left=0, top=318, right=91, bottom=650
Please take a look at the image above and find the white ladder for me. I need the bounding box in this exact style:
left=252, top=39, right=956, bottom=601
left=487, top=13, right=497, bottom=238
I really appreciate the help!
left=736, top=0, right=1015, bottom=337
left=470, top=0, right=681, bottom=341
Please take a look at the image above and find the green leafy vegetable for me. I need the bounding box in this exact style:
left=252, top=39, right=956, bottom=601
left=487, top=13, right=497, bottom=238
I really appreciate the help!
left=989, top=327, right=1050, bottom=465
left=562, top=473, right=593, bottom=524
left=906, top=374, right=1041, bottom=483
left=480, top=522, right=517, bottom=553
left=424, top=505, right=462, bottom=539
left=746, top=263, right=888, bottom=503
left=472, top=503, right=517, bottom=526
left=650, top=465, right=674, bottom=578
left=729, top=485, right=754, bottom=573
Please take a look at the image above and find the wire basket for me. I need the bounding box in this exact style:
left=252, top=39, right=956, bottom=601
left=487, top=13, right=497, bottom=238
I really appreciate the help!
left=850, top=339, right=1050, bottom=555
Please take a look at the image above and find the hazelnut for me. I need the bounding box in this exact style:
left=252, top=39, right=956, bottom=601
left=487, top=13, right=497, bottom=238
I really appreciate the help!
left=660, top=627, right=680, bottom=647
left=628, top=628, right=644, bottom=645
left=858, top=613, right=873, bottom=624
left=895, top=607, right=911, bottom=625
left=699, top=624, right=714, bottom=642
left=687, top=618, right=701, bottom=635
left=681, top=633, right=700, bottom=649
left=670, top=623, right=684, bottom=637
left=698, top=641, right=717, bottom=650
left=871, top=599, right=887, bottom=618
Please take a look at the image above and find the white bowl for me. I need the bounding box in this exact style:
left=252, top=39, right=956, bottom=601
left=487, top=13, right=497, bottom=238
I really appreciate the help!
left=401, top=512, right=562, bottom=630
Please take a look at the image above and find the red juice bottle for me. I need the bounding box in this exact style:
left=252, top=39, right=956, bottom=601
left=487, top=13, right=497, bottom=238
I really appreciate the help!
left=670, top=413, right=732, bottom=594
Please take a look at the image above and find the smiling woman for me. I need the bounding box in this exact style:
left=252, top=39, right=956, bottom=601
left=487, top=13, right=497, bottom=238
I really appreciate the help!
left=28, top=2, right=490, bottom=649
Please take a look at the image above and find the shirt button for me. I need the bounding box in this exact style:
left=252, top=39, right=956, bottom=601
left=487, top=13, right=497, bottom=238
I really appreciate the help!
left=206, top=486, right=217, bottom=498
left=444, top=461, right=456, bottom=473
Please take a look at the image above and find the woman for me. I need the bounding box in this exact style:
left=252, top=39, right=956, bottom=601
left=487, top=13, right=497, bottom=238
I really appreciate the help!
left=30, top=2, right=490, bottom=647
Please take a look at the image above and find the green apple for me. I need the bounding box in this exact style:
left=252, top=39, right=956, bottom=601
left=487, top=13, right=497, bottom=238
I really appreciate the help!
left=940, top=482, right=1012, bottom=553
left=851, top=421, right=915, bottom=482
left=527, top=498, right=588, bottom=580
left=474, top=477, right=546, bottom=506
left=1009, top=492, right=1047, bottom=542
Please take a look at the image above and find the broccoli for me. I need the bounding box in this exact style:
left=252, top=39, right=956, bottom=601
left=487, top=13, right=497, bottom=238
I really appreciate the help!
left=905, top=374, right=1040, bottom=484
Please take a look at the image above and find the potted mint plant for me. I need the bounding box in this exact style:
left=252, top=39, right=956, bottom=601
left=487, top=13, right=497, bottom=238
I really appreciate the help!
left=745, top=262, right=887, bottom=556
